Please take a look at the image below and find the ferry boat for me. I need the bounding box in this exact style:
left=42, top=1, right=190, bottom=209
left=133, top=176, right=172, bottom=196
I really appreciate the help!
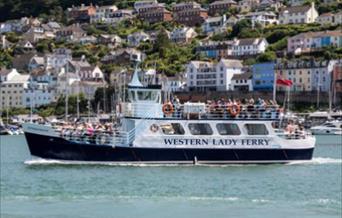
left=23, top=70, right=315, bottom=164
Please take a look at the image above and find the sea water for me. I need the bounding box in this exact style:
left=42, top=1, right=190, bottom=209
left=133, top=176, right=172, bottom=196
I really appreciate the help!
left=0, top=135, right=341, bottom=218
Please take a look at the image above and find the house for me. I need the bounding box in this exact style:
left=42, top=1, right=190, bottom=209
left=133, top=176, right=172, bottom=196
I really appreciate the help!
left=208, top=0, right=237, bottom=16
left=333, top=12, right=342, bottom=26
left=238, top=11, right=278, bottom=27
left=28, top=55, right=45, bottom=72
left=56, top=24, right=86, bottom=42
left=238, top=0, right=260, bottom=13
left=22, top=26, right=50, bottom=43
left=45, top=48, right=72, bottom=70
left=232, top=38, right=268, bottom=57
left=12, top=53, right=36, bottom=72
left=134, top=0, right=158, bottom=11
left=202, top=15, right=229, bottom=35
left=170, top=27, right=197, bottom=44
left=90, top=5, right=118, bottom=24
left=226, top=16, right=238, bottom=26
left=101, top=49, right=146, bottom=65
left=257, top=0, right=283, bottom=11
left=46, top=22, right=62, bottom=32
left=137, top=3, right=172, bottom=24
left=67, top=59, right=104, bottom=81
left=161, top=75, right=186, bottom=92
left=1, top=35, right=13, bottom=49
left=275, top=60, right=338, bottom=92
left=186, top=59, right=243, bottom=91
left=69, top=80, right=106, bottom=99
left=231, top=72, right=253, bottom=91
left=67, top=4, right=96, bottom=23
left=252, top=62, right=275, bottom=91
left=16, top=40, right=35, bottom=52
left=332, top=63, right=342, bottom=95
left=196, top=40, right=234, bottom=59
left=24, top=81, right=56, bottom=107
left=316, top=13, right=335, bottom=26
left=0, top=68, right=20, bottom=83
left=0, top=73, right=30, bottom=108
left=289, top=0, right=305, bottom=6
left=79, top=35, right=97, bottom=45
left=172, top=2, right=208, bottom=26
left=127, top=31, right=150, bottom=47
left=97, top=34, right=122, bottom=47
left=110, top=9, right=134, bottom=22
left=287, top=31, right=342, bottom=54
left=279, top=2, right=318, bottom=24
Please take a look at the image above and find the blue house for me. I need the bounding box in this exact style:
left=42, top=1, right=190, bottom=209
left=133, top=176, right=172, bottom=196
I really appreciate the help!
left=252, top=62, right=275, bottom=91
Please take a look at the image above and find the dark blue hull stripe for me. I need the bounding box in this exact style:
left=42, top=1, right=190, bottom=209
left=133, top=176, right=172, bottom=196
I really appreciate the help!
left=24, top=133, right=314, bottom=163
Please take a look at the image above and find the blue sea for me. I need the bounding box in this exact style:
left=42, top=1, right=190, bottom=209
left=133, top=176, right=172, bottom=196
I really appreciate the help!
left=0, top=135, right=341, bottom=218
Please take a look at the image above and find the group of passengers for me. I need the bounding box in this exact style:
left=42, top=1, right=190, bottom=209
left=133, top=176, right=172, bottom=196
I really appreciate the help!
left=169, top=96, right=281, bottom=119
left=56, top=122, right=114, bottom=144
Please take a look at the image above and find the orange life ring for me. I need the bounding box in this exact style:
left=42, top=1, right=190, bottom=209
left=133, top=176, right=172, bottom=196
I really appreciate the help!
left=162, top=103, right=174, bottom=116
left=228, top=104, right=241, bottom=117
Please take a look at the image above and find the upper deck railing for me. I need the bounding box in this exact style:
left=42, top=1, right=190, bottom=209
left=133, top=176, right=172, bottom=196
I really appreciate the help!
left=121, top=102, right=283, bottom=120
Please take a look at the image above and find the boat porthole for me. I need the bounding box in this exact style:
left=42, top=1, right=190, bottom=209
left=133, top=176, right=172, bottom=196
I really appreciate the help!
left=150, top=124, right=159, bottom=133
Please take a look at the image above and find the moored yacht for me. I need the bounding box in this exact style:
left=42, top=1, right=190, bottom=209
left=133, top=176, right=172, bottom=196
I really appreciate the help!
left=310, top=120, right=342, bottom=135
left=23, top=70, right=315, bottom=164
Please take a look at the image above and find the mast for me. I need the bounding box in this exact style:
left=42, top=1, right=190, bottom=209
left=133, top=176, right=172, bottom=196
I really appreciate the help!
left=65, top=63, right=69, bottom=121
left=76, top=62, right=80, bottom=120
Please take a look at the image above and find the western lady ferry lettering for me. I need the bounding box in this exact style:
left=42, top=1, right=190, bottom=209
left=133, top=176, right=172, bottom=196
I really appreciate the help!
left=164, top=139, right=271, bottom=146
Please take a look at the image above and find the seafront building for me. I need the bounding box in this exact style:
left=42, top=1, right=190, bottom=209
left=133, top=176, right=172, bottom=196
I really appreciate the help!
left=252, top=62, right=275, bottom=91
left=275, top=60, right=338, bottom=92
left=186, top=59, right=243, bottom=91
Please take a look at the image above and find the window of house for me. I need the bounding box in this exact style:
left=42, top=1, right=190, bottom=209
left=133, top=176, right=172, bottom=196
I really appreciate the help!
left=160, top=123, right=185, bottom=135
left=245, top=124, right=269, bottom=135
left=216, top=123, right=241, bottom=135
left=188, top=123, right=213, bottom=135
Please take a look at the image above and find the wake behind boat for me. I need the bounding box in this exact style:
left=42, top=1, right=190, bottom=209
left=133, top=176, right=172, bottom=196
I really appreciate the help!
left=23, top=69, right=315, bottom=164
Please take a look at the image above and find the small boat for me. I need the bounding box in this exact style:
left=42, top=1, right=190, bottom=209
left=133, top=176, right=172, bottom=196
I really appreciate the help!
left=310, top=120, right=342, bottom=135
left=0, top=125, right=11, bottom=135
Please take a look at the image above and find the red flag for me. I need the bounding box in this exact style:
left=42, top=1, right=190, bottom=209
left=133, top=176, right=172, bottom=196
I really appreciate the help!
left=276, top=79, right=293, bottom=86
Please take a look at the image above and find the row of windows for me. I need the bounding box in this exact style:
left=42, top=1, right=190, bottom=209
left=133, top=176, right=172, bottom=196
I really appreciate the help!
left=2, top=84, right=23, bottom=88
left=159, top=123, right=269, bottom=136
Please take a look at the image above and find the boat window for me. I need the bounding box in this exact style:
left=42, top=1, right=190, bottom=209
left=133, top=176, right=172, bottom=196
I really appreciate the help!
left=216, top=123, right=241, bottom=135
left=160, top=123, right=185, bottom=135
left=188, top=123, right=213, bottom=135
left=137, top=91, right=158, bottom=101
left=245, top=124, right=269, bottom=135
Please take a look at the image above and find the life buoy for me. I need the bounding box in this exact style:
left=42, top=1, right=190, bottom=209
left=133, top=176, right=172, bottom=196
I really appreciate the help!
left=228, top=104, right=241, bottom=117
left=162, top=103, right=174, bottom=116
left=150, top=124, right=159, bottom=133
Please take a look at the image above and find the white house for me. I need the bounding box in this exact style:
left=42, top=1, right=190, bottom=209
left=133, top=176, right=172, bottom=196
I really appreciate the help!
left=161, top=75, right=186, bottom=92
left=127, top=31, right=150, bottom=47
left=186, top=59, right=243, bottom=91
left=279, top=2, right=318, bottom=24
left=90, top=5, right=118, bottom=24
left=316, top=13, right=335, bottom=26
left=231, top=72, right=253, bottom=91
left=232, top=38, right=268, bottom=57
left=170, top=27, right=197, bottom=44
left=45, top=48, right=72, bottom=70
left=202, top=15, right=228, bottom=35
left=239, top=11, right=278, bottom=27
left=0, top=68, right=20, bottom=83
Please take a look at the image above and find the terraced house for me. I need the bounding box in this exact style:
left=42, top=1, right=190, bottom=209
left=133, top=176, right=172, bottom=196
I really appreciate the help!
left=287, top=31, right=342, bottom=54
left=172, top=2, right=208, bottom=26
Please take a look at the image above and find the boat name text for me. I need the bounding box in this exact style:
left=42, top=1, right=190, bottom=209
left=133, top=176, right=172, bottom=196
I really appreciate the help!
left=164, top=138, right=271, bottom=146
